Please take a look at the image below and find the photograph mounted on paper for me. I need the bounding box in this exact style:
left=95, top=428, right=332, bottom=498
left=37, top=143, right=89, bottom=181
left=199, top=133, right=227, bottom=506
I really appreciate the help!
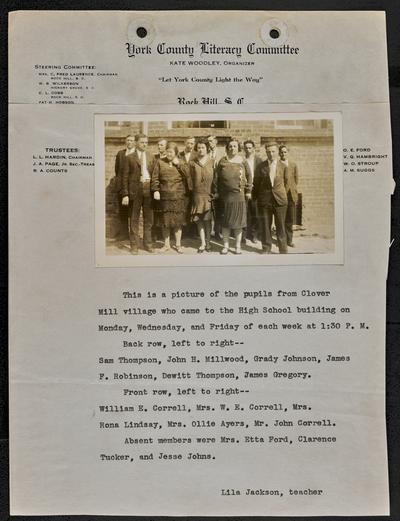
left=95, top=113, right=343, bottom=267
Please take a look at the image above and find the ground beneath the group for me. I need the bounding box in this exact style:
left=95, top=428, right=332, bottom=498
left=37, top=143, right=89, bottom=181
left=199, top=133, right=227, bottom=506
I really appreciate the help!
left=106, top=231, right=334, bottom=256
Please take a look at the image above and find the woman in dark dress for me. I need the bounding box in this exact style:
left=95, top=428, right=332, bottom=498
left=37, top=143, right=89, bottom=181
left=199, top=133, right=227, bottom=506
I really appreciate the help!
left=151, top=142, right=191, bottom=254
left=214, top=139, right=252, bottom=254
left=189, top=139, right=215, bottom=253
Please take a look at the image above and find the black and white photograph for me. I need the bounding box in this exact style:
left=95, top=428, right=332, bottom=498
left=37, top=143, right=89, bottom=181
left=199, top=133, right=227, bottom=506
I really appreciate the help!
left=95, top=113, right=342, bottom=266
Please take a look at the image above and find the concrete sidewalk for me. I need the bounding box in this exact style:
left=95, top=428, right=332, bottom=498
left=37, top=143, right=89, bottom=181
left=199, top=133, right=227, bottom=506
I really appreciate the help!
left=106, top=231, right=334, bottom=256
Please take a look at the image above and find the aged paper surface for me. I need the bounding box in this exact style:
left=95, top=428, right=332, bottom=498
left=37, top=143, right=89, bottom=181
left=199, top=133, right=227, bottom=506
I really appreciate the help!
left=9, top=11, right=392, bottom=516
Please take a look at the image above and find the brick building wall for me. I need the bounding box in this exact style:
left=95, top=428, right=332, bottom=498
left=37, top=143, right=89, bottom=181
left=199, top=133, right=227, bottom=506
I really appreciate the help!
left=104, top=120, right=335, bottom=238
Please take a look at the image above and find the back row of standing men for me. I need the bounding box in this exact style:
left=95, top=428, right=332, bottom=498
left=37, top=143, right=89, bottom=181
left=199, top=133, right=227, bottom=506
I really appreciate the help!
left=113, top=133, right=299, bottom=255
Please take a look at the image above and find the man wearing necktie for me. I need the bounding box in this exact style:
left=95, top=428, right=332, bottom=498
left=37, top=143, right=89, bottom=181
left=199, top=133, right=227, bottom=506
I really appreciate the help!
left=121, top=134, right=155, bottom=254
left=252, top=141, right=288, bottom=254
left=243, top=139, right=262, bottom=243
left=279, top=144, right=299, bottom=247
left=114, top=135, right=135, bottom=241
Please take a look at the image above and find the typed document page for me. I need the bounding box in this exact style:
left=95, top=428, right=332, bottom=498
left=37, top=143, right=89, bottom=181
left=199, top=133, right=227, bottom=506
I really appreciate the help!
left=9, top=10, right=392, bottom=516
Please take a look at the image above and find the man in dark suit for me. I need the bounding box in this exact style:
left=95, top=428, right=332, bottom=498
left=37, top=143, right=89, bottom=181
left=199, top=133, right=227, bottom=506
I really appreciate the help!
left=178, top=137, right=197, bottom=239
left=279, top=144, right=299, bottom=247
left=243, top=139, right=262, bottom=243
left=152, top=139, right=167, bottom=242
left=114, top=135, right=135, bottom=240
left=252, top=142, right=288, bottom=254
left=178, top=137, right=197, bottom=164
left=121, top=134, right=155, bottom=254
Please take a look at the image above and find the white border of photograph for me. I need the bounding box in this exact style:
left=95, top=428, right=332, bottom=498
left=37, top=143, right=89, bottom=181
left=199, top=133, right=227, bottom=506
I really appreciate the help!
left=95, top=112, right=343, bottom=267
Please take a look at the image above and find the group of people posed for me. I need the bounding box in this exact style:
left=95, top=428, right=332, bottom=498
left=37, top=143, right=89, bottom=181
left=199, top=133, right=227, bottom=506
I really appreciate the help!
left=113, top=133, right=299, bottom=255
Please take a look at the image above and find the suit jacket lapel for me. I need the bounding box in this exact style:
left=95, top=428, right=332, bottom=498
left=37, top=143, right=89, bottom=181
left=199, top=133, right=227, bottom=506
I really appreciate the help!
left=133, top=150, right=141, bottom=167
left=274, top=162, right=284, bottom=187
left=265, top=162, right=273, bottom=188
